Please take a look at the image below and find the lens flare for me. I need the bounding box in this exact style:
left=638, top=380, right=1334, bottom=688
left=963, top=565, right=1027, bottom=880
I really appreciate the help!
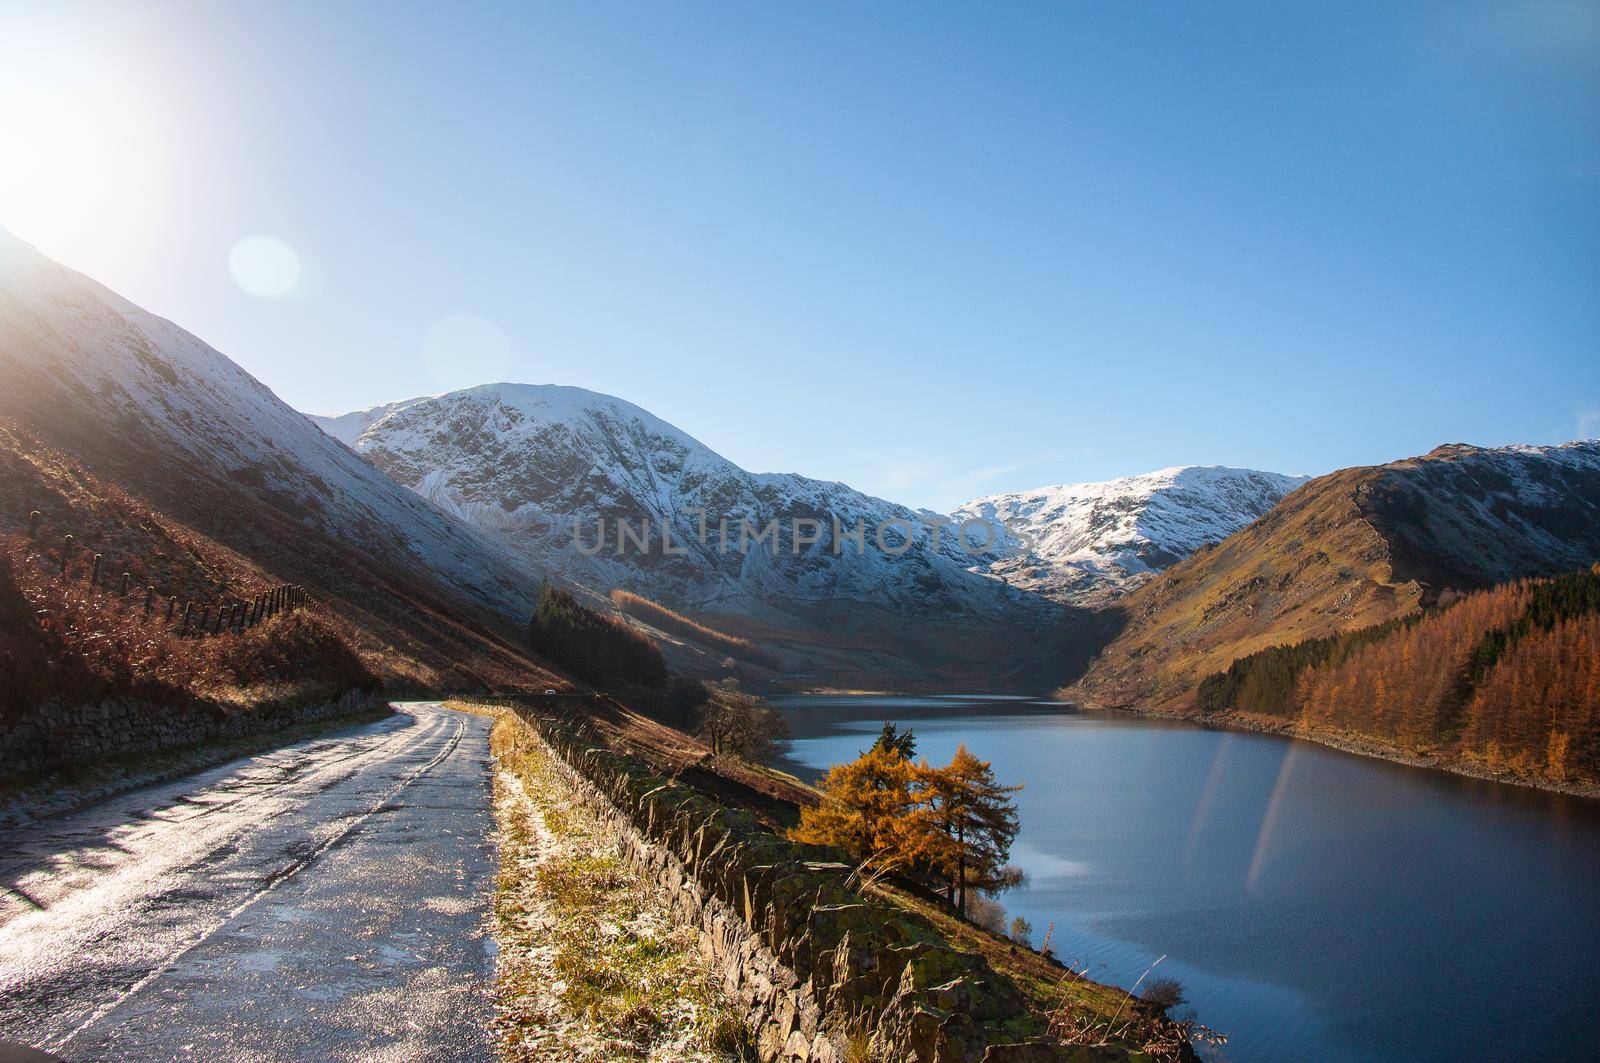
left=1246, top=743, right=1301, bottom=892
left=228, top=236, right=302, bottom=298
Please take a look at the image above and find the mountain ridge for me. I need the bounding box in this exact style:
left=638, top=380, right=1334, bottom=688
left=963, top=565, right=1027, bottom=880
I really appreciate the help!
left=0, top=227, right=556, bottom=689
left=312, top=382, right=1070, bottom=687
left=310, top=382, right=1034, bottom=616
left=953, top=465, right=1308, bottom=602
left=1063, top=438, right=1600, bottom=709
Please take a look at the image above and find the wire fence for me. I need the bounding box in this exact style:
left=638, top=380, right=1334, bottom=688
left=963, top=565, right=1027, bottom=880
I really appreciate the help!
left=20, top=507, right=308, bottom=638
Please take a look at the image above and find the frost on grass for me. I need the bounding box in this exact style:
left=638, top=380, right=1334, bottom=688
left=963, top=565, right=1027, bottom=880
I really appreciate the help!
left=489, top=717, right=749, bottom=1062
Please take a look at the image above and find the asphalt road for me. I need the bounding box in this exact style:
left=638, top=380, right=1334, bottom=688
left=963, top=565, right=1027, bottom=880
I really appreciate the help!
left=0, top=702, right=498, bottom=1062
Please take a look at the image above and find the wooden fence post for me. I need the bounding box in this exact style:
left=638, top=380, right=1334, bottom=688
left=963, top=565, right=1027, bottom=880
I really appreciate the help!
left=60, top=535, right=74, bottom=574
left=143, top=586, right=154, bottom=615
left=120, top=573, right=131, bottom=596
left=89, top=554, right=102, bottom=587
left=27, top=510, right=40, bottom=537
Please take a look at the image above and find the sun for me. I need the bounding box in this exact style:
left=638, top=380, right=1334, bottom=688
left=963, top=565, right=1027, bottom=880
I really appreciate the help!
left=0, top=20, right=182, bottom=255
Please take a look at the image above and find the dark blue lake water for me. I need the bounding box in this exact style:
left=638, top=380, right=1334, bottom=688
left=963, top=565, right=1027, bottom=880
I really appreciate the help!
left=773, top=694, right=1600, bottom=1062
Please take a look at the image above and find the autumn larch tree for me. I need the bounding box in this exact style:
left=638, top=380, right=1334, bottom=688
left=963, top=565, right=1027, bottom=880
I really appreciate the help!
left=790, top=745, right=917, bottom=866
left=793, top=740, right=1026, bottom=917
left=914, top=745, right=1023, bottom=916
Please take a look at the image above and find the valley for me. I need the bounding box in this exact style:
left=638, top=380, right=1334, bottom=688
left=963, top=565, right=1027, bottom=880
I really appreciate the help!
left=3, top=7, right=1595, bottom=1062
left=1, top=228, right=1596, bottom=1062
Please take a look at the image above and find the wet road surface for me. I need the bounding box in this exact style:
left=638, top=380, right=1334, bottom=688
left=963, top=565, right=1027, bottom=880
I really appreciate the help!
left=0, top=702, right=497, bottom=1062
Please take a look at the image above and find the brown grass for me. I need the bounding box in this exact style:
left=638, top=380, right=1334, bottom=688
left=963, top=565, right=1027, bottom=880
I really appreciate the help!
left=488, top=715, right=750, bottom=1060
left=1, top=534, right=376, bottom=714
left=609, top=590, right=784, bottom=671
left=0, top=417, right=557, bottom=694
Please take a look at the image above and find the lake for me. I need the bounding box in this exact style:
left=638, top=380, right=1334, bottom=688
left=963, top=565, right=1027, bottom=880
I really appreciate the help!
left=773, top=694, right=1600, bottom=1062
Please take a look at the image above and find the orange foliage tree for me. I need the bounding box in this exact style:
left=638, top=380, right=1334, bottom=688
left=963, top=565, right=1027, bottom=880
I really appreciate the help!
left=1200, top=565, right=1600, bottom=785
left=792, top=741, right=1023, bottom=916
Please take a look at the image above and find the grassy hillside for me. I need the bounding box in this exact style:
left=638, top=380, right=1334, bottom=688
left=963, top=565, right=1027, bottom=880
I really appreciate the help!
left=0, top=435, right=387, bottom=722
left=1064, top=443, right=1600, bottom=710
left=0, top=229, right=561, bottom=694
left=609, top=589, right=784, bottom=671
left=1064, top=464, right=1423, bottom=708
left=0, top=420, right=555, bottom=692
left=0, top=541, right=375, bottom=715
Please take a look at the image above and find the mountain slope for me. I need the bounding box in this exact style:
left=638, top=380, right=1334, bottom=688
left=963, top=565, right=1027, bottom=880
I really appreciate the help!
left=954, top=466, right=1306, bottom=602
left=311, top=383, right=1065, bottom=688
left=1065, top=441, right=1600, bottom=709
left=0, top=228, right=554, bottom=689
left=1187, top=566, right=1600, bottom=792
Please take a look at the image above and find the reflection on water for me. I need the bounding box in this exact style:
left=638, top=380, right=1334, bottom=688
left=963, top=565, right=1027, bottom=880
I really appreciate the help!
left=774, top=694, right=1600, bottom=1063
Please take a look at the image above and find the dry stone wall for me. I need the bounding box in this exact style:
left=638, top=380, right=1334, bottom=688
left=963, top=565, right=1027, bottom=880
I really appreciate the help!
left=514, top=704, right=1094, bottom=1063
left=0, top=687, right=379, bottom=777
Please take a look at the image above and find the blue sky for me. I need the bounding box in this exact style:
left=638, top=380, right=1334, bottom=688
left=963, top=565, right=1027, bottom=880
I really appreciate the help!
left=3, top=1, right=1597, bottom=510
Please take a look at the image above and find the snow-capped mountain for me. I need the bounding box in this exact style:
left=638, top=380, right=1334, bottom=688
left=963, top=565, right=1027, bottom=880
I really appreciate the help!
left=311, top=383, right=1047, bottom=626
left=954, top=466, right=1309, bottom=601
left=312, top=398, right=429, bottom=447
left=0, top=227, right=547, bottom=679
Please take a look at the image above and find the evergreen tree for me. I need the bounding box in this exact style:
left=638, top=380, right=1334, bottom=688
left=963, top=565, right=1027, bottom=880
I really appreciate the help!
left=528, top=583, right=666, bottom=688
left=868, top=721, right=916, bottom=759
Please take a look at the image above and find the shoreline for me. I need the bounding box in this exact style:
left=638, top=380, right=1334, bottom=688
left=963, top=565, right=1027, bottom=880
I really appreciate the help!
left=774, top=686, right=1600, bottom=800
left=1069, top=697, right=1600, bottom=801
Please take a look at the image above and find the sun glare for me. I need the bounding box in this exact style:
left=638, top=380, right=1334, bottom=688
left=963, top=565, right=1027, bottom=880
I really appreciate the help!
left=0, top=19, right=180, bottom=257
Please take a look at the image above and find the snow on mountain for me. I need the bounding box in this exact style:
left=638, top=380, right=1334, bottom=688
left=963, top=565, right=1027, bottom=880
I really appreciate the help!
left=1362, top=441, right=1600, bottom=587
left=310, top=383, right=1048, bottom=624
left=954, top=466, right=1309, bottom=601
left=0, top=226, right=543, bottom=627
left=311, top=398, right=429, bottom=446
